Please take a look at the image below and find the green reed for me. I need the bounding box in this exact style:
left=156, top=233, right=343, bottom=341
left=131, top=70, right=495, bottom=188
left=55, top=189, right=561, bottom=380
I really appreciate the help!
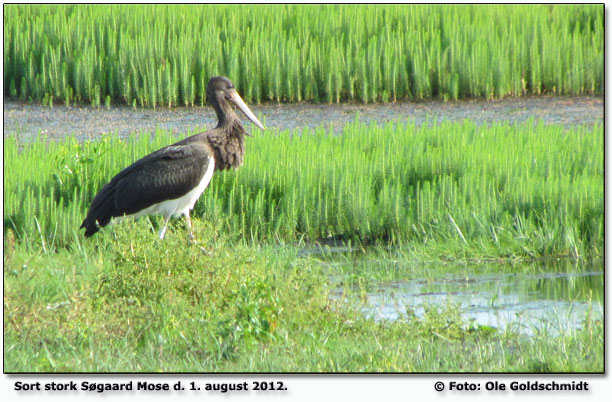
left=4, top=4, right=603, bottom=106
left=4, top=118, right=603, bottom=259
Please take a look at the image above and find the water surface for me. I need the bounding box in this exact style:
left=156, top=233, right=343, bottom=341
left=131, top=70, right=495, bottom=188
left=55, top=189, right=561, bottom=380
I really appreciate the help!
left=320, top=252, right=603, bottom=336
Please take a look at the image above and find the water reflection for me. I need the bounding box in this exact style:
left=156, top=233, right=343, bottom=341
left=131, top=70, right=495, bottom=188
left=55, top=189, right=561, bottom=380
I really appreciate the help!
left=323, top=254, right=603, bottom=336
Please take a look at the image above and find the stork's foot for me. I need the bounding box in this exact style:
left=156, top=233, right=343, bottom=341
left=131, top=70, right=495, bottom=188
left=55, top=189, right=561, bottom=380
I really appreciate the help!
left=184, top=214, right=212, bottom=255
left=187, top=237, right=213, bottom=256
left=199, top=246, right=213, bottom=256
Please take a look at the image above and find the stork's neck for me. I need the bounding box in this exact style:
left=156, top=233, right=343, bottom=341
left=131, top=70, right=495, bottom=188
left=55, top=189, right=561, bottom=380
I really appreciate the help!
left=213, top=99, right=243, bottom=131
left=205, top=99, right=247, bottom=170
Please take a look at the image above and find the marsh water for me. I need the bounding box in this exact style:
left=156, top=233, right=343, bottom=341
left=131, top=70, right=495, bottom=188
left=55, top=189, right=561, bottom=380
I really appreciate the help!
left=322, top=252, right=603, bottom=336
left=4, top=96, right=604, bottom=335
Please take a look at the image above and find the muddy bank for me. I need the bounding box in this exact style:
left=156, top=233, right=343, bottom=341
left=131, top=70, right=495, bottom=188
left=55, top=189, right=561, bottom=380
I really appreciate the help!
left=3, top=95, right=602, bottom=143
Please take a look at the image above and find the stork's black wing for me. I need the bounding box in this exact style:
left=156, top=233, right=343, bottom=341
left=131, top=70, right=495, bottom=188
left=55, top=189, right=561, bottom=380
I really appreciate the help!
left=113, top=144, right=212, bottom=214
left=80, top=142, right=212, bottom=236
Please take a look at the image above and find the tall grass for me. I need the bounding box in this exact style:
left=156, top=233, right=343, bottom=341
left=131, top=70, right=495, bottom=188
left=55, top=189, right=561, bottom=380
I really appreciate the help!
left=4, top=118, right=603, bottom=259
left=3, top=4, right=603, bottom=106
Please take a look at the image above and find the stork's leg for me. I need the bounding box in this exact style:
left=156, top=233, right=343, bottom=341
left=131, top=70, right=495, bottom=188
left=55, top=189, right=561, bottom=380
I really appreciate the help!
left=184, top=211, right=195, bottom=241
left=159, top=215, right=171, bottom=239
left=184, top=212, right=211, bottom=255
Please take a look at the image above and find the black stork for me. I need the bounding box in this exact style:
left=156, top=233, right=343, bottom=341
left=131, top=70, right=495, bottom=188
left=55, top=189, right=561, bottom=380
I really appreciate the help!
left=80, top=76, right=264, bottom=239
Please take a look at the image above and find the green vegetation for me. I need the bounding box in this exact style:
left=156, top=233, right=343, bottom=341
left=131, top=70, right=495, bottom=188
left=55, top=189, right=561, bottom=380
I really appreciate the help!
left=4, top=4, right=603, bottom=106
left=3, top=3, right=603, bottom=373
left=4, top=224, right=604, bottom=372
left=3, top=117, right=604, bottom=372
left=4, top=119, right=603, bottom=260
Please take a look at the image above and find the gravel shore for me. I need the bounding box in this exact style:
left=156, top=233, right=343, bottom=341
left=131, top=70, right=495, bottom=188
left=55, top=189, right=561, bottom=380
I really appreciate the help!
left=3, top=95, right=602, bottom=143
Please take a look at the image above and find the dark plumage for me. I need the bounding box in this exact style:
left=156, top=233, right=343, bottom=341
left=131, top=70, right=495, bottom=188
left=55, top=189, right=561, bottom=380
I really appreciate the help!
left=80, top=76, right=264, bottom=239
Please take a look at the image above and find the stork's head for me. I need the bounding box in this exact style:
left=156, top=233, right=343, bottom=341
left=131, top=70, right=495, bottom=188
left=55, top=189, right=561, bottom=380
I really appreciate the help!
left=206, top=76, right=264, bottom=130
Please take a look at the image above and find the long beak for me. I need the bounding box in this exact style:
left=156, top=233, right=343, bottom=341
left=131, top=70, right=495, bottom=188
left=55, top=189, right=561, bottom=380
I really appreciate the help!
left=229, top=90, right=265, bottom=130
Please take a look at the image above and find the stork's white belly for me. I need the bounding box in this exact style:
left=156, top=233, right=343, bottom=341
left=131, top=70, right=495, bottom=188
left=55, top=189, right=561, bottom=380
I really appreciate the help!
left=130, top=156, right=215, bottom=220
